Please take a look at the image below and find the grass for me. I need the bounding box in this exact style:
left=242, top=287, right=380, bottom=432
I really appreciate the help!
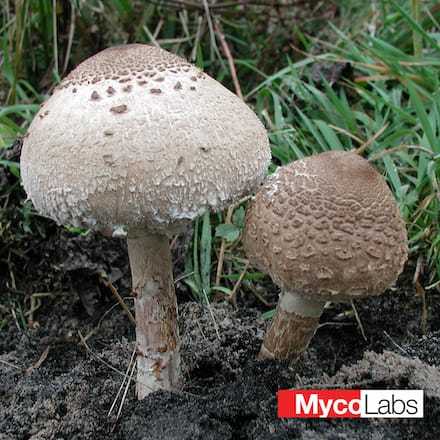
left=1, top=0, right=439, bottom=322
left=252, top=23, right=440, bottom=290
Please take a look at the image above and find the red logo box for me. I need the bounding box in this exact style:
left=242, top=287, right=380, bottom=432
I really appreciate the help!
left=278, top=390, right=361, bottom=418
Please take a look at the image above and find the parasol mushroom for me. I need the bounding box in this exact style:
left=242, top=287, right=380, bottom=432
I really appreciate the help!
left=243, top=151, right=408, bottom=360
left=20, top=44, right=270, bottom=398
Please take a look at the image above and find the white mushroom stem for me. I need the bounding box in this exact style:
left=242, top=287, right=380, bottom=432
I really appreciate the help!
left=258, top=291, right=325, bottom=360
left=127, top=230, right=180, bottom=399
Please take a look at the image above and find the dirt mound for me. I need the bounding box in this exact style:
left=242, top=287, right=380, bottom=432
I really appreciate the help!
left=1, top=220, right=439, bottom=439
left=1, top=294, right=440, bottom=439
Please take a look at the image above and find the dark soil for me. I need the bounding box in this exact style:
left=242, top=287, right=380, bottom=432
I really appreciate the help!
left=1, top=229, right=440, bottom=440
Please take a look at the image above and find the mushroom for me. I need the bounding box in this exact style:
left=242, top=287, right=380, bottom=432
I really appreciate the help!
left=20, top=44, right=270, bottom=398
left=242, top=151, right=408, bottom=360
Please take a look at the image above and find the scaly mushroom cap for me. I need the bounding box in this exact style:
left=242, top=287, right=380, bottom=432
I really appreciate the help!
left=243, top=151, right=408, bottom=302
left=21, top=44, right=270, bottom=234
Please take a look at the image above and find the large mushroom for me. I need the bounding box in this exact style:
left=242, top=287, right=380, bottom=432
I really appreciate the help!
left=20, top=44, right=270, bottom=398
left=243, top=151, right=408, bottom=360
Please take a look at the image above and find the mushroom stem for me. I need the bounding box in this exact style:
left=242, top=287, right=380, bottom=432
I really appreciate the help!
left=258, top=291, right=324, bottom=360
left=127, top=230, right=180, bottom=399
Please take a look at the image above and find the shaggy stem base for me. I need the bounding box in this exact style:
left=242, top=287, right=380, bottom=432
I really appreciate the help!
left=259, top=291, right=324, bottom=360
left=127, top=231, right=180, bottom=399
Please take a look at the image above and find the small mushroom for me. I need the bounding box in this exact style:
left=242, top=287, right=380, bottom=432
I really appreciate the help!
left=20, top=44, right=271, bottom=398
left=243, top=151, right=408, bottom=360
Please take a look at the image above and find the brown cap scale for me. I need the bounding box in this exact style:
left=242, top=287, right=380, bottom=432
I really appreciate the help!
left=21, top=44, right=270, bottom=398
left=243, top=151, right=408, bottom=360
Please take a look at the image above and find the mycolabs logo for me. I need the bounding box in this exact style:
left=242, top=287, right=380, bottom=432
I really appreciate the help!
left=277, top=390, right=424, bottom=418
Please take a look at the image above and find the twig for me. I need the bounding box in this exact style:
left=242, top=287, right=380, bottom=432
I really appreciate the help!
left=317, top=322, right=354, bottom=329
left=100, top=277, right=136, bottom=327
left=413, top=254, right=423, bottom=286
left=0, top=359, right=21, bottom=370
left=214, top=17, right=243, bottom=100
left=170, top=235, right=179, bottom=250
left=328, top=124, right=364, bottom=145
left=368, top=144, right=435, bottom=162
left=81, top=299, right=134, bottom=343
left=229, top=261, right=249, bottom=306
left=52, top=0, right=59, bottom=78
left=153, top=18, right=164, bottom=40
left=416, top=280, right=428, bottom=335
left=355, top=73, right=423, bottom=83
left=413, top=256, right=428, bottom=334
left=411, top=0, right=423, bottom=58
left=350, top=300, right=367, bottom=342
left=179, top=10, right=191, bottom=39
left=298, top=378, right=381, bottom=390
left=354, top=123, right=389, bottom=156
left=108, top=345, right=136, bottom=418
left=203, top=288, right=221, bottom=340
left=143, top=24, right=161, bottom=48
left=174, top=271, right=195, bottom=283
left=247, top=285, right=275, bottom=307
left=157, top=36, right=194, bottom=45
left=25, top=292, right=56, bottom=327
left=62, top=1, right=76, bottom=74
left=195, top=318, right=208, bottom=341
left=25, top=346, right=50, bottom=375
left=143, top=18, right=163, bottom=48
left=10, top=308, right=21, bottom=331
left=383, top=331, right=409, bottom=355
left=145, top=0, right=314, bottom=11
left=191, top=15, right=204, bottom=61
left=78, top=331, right=138, bottom=383
left=215, top=206, right=234, bottom=286
left=116, top=357, right=136, bottom=422
left=202, top=0, right=217, bottom=62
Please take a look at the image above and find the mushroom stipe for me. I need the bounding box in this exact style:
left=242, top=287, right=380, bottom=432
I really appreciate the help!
left=128, top=232, right=180, bottom=396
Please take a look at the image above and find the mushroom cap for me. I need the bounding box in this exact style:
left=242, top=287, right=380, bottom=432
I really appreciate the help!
left=21, top=44, right=270, bottom=234
left=243, top=151, right=408, bottom=302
